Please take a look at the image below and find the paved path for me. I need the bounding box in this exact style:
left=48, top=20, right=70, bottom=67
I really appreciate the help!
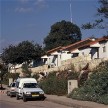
left=45, top=94, right=108, bottom=108
left=1, top=84, right=108, bottom=108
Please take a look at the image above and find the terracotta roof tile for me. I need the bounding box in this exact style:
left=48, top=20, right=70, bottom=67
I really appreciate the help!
left=61, top=38, right=94, bottom=51
left=45, top=36, right=108, bottom=54
left=47, top=46, right=62, bottom=54
left=70, top=36, right=108, bottom=52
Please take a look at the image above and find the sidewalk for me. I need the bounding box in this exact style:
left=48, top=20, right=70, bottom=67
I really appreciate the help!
left=45, top=94, right=108, bottom=108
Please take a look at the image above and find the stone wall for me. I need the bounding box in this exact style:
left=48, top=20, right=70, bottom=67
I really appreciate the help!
left=14, top=65, right=48, bottom=73
left=73, top=58, right=108, bottom=72
left=11, top=56, right=108, bottom=74
left=61, top=55, right=91, bottom=66
left=30, top=58, right=108, bottom=73
left=30, top=65, right=48, bottom=73
left=44, top=57, right=108, bottom=73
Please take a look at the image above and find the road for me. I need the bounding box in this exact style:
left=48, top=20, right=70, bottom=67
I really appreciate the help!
left=0, top=92, right=73, bottom=108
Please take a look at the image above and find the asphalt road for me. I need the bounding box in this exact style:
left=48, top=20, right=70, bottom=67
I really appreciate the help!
left=0, top=93, right=73, bottom=108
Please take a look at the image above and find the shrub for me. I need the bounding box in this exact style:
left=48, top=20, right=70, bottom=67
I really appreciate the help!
left=68, top=61, right=108, bottom=105
left=39, top=72, right=67, bottom=95
left=32, top=73, right=39, bottom=80
left=68, top=71, right=79, bottom=80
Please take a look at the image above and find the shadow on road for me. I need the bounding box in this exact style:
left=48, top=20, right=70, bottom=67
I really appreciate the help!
left=0, top=87, right=6, bottom=90
left=26, top=96, right=47, bottom=102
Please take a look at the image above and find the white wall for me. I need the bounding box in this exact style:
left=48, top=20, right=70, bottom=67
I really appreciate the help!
left=99, top=41, right=108, bottom=58
left=61, top=51, right=72, bottom=61
left=47, top=51, right=72, bottom=67
left=48, top=55, right=54, bottom=65
left=78, top=47, right=99, bottom=59
left=79, top=47, right=91, bottom=56
left=49, top=52, right=61, bottom=67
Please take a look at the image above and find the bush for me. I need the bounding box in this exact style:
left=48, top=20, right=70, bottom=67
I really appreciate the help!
left=68, top=71, right=79, bottom=80
left=68, top=61, right=108, bottom=105
left=39, top=72, right=67, bottom=95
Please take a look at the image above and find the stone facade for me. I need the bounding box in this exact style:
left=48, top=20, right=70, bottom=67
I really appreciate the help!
left=13, top=55, right=108, bottom=74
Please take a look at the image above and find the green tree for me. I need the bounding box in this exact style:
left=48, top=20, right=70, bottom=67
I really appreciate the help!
left=1, top=45, right=17, bottom=64
left=82, top=0, right=108, bottom=31
left=0, top=63, right=8, bottom=88
left=1, top=41, right=44, bottom=64
left=21, top=64, right=32, bottom=77
left=44, top=20, right=82, bottom=51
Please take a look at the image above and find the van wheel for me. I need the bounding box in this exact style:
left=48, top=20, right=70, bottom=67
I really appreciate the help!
left=23, top=95, right=27, bottom=102
left=16, top=94, right=19, bottom=100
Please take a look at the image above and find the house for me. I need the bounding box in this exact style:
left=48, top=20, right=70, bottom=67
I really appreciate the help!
left=72, top=36, right=108, bottom=59
left=41, top=46, right=62, bottom=67
left=41, top=37, right=94, bottom=67
left=41, top=36, right=108, bottom=68
left=8, top=36, right=108, bottom=73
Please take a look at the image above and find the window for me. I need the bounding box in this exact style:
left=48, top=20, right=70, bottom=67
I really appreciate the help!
left=103, top=46, right=106, bottom=52
left=23, top=83, right=38, bottom=88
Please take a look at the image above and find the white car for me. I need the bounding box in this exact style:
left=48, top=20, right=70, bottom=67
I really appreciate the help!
left=6, top=82, right=16, bottom=97
left=15, top=78, right=45, bottom=102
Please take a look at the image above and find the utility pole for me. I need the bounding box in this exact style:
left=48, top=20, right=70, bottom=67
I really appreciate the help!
left=70, top=0, right=72, bottom=23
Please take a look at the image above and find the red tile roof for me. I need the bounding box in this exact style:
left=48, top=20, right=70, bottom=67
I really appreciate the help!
left=61, top=38, right=94, bottom=51
left=45, top=36, right=108, bottom=54
left=70, top=36, right=108, bottom=52
left=46, top=46, right=62, bottom=54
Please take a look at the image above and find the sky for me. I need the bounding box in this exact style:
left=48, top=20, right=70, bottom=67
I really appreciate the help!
left=0, top=0, right=107, bottom=53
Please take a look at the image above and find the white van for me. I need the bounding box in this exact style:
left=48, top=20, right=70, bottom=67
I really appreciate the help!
left=15, top=78, right=45, bottom=102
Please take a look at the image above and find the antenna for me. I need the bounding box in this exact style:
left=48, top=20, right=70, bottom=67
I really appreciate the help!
left=70, top=0, right=72, bottom=23
left=41, top=38, right=44, bottom=48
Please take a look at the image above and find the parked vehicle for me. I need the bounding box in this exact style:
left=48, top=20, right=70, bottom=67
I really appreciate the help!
left=15, top=78, right=45, bottom=102
left=6, top=82, right=16, bottom=97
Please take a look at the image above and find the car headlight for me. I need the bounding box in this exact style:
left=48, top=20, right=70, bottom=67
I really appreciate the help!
left=39, top=91, right=44, bottom=94
left=26, top=92, right=31, bottom=94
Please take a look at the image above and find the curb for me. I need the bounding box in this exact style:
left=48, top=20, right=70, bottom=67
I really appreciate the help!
left=46, top=97, right=91, bottom=108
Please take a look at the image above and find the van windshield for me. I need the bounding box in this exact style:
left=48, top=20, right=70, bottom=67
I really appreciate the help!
left=23, top=83, right=39, bottom=88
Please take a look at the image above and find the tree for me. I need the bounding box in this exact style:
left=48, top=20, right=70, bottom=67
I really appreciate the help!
left=44, top=20, right=82, bottom=51
left=1, top=41, right=44, bottom=65
left=21, top=64, right=32, bottom=77
left=82, top=0, right=108, bottom=31
left=0, top=63, right=8, bottom=89
left=1, top=45, right=18, bottom=64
